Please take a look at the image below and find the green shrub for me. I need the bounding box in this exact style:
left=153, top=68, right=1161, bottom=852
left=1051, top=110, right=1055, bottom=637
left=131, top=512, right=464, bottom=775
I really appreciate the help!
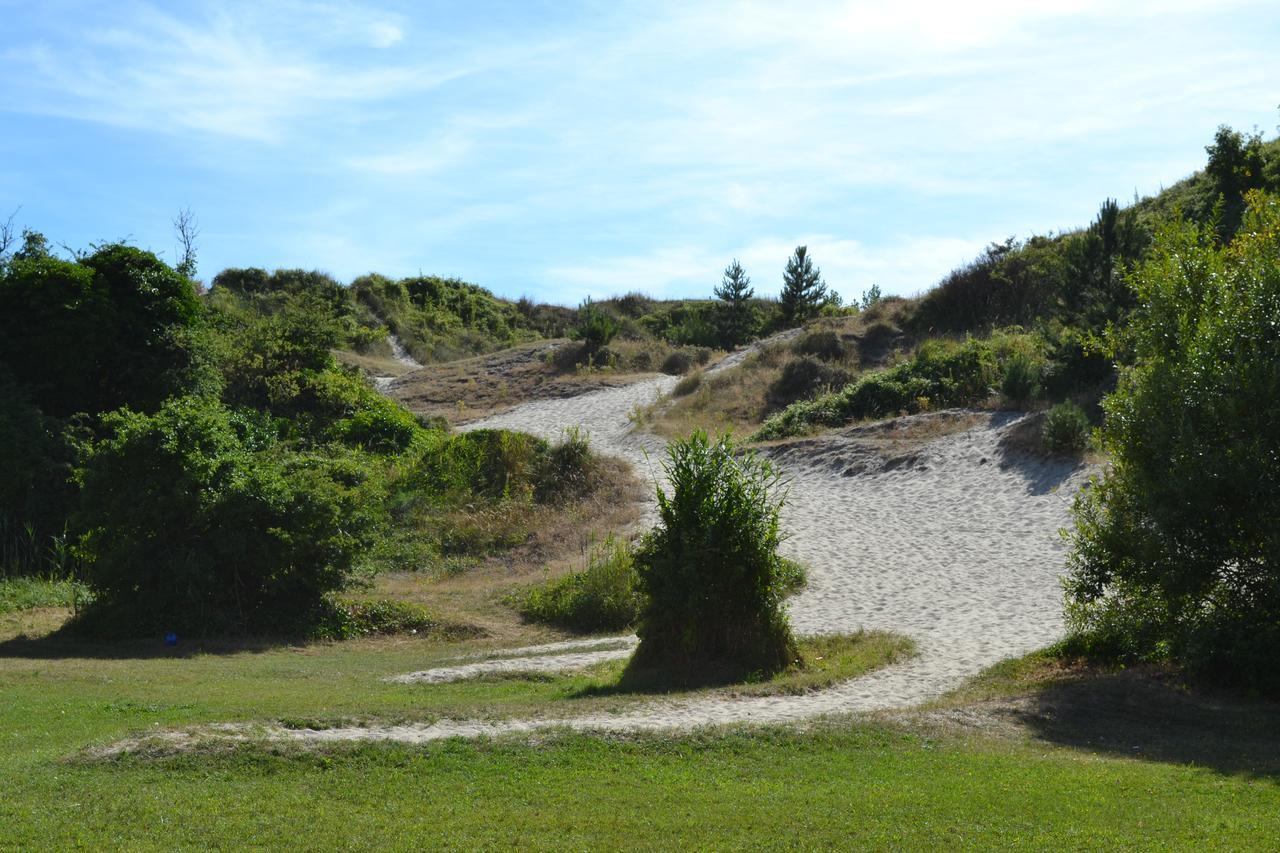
left=793, top=329, right=844, bottom=361
left=311, top=597, right=466, bottom=640
left=73, top=397, right=385, bottom=636
left=660, top=350, right=695, bottom=375
left=517, top=536, right=642, bottom=632
left=0, top=575, right=92, bottom=615
left=1042, top=402, right=1090, bottom=454
left=534, top=427, right=598, bottom=504
left=767, top=356, right=850, bottom=407
left=571, top=300, right=621, bottom=355
left=1000, top=352, right=1043, bottom=406
left=630, top=432, right=799, bottom=675
left=1065, top=193, right=1280, bottom=693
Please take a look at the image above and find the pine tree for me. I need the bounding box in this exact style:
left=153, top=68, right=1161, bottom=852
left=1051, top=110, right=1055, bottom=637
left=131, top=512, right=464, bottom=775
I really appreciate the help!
left=779, top=245, right=827, bottom=324
left=715, top=259, right=753, bottom=304
left=714, top=259, right=757, bottom=348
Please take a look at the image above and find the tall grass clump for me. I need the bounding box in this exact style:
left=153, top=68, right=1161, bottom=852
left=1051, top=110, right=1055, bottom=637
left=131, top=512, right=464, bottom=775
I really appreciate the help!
left=629, top=432, right=798, bottom=677
left=517, top=536, right=641, bottom=632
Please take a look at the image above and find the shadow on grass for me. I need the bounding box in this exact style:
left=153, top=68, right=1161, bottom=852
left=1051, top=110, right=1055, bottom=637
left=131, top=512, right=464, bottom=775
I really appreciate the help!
left=1009, top=668, right=1280, bottom=780
left=0, top=629, right=293, bottom=660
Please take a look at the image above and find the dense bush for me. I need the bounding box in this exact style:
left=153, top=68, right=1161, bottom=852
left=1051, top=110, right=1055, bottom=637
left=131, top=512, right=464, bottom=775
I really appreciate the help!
left=0, top=244, right=202, bottom=418
left=73, top=397, right=385, bottom=635
left=767, top=356, right=850, bottom=407
left=571, top=299, right=621, bottom=356
left=1042, top=402, right=1090, bottom=454
left=630, top=432, right=798, bottom=675
left=793, top=329, right=845, bottom=361
left=1065, top=193, right=1280, bottom=693
left=517, top=536, right=641, bottom=632
left=1000, top=351, right=1043, bottom=406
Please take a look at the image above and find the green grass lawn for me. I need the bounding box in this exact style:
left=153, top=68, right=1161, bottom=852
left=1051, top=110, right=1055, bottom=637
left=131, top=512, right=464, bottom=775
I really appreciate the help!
left=2, top=622, right=1278, bottom=848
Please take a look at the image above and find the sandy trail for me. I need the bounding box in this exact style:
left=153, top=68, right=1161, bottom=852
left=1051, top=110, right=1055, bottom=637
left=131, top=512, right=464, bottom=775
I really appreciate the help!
left=121, top=338, right=1090, bottom=749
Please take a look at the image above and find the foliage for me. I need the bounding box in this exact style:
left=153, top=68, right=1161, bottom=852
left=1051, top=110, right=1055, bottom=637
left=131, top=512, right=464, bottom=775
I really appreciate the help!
left=793, top=329, right=845, bottom=361
left=0, top=575, right=91, bottom=615
left=756, top=331, right=1041, bottom=439
left=779, top=245, right=829, bottom=325
left=631, top=432, right=798, bottom=675
left=517, top=535, right=642, bottom=632
left=72, top=397, right=385, bottom=635
left=310, top=597, right=466, bottom=641
left=859, top=283, right=883, bottom=311
left=672, top=371, right=703, bottom=397
left=714, top=259, right=758, bottom=347
left=571, top=298, right=622, bottom=356
left=1000, top=351, right=1043, bottom=406
left=767, top=356, right=850, bottom=407
left=1042, top=402, right=1090, bottom=454
left=0, top=243, right=202, bottom=418
left=1065, top=193, right=1280, bottom=692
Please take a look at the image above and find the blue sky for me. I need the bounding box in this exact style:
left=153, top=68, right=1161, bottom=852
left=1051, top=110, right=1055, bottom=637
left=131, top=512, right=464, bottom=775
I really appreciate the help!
left=1, top=0, right=1276, bottom=305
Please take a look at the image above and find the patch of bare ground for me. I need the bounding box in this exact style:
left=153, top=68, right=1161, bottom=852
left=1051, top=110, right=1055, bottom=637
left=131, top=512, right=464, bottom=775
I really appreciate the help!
left=380, top=340, right=664, bottom=424
left=367, top=455, right=648, bottom=644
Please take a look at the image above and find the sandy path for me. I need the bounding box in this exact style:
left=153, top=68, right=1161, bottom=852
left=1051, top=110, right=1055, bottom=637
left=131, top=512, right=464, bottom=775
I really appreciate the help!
left=121, top=338, right=1089, bottom=750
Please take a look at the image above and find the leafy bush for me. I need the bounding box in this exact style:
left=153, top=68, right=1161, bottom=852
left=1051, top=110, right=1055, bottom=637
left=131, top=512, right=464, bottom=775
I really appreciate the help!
left=1065, top=193, right=1280, bottom=693
left=1000, top=351, right=1043, bottom=406
left=1042, top=402, right=1090, bottom=454
left=793, top=329, right=845, bottom=361
left=571, top=300, right=621, bottom=356
left=630, top=432, right=799, bottom=675
left=73, top=397, right=385, bottom=635
left=0, top=576, right=91, bottom=615
left=0, top=244, right=202, bottom=418
left=517, top=536, right=642, bottom=632
left=534, top=427, right=598, bottom=504
left=661, top=350, right=695, bottom=375
left=767, top=356, right=850, bottom=407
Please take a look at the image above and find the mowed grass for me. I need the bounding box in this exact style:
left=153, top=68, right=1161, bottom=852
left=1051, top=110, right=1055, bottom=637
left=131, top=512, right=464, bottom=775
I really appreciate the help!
left=2, top=625, right=1279, bottom=848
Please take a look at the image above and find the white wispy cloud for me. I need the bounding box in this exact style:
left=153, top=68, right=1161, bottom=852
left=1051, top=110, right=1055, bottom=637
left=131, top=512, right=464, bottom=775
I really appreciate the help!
left=2, top=1, right=467, bottom=142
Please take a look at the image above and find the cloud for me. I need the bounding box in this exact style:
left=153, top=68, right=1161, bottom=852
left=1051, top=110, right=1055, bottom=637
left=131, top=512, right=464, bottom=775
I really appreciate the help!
left=2, top=1, right=467, bottom=142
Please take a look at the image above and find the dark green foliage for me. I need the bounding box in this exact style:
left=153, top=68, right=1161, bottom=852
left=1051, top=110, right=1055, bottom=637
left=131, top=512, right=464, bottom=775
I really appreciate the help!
left=571, top=299, right=622, bottom=357
left=517, top=536, right=641, bottom=632
left=767, top=356, right=850, bottom=407
left=715, top=260, right=758, bottom=347
left=1065, top=193, right=1280, bottom=693
left=1042, top=402, right=1090, bottom=454
left=533, top=427, right=597, bottom=504
left=0, top=375, right=79, bottom=568
left=0, top=244, right=201, bottom=418
left=779, top=245, right=828, bottom=325
left=73, top=397, right=385, bottom=635
left=631, top=432, right=799, bottom=675
left=859, top=284, right=882, bottom=311
left=1000, top=352, right=1043, bottom=406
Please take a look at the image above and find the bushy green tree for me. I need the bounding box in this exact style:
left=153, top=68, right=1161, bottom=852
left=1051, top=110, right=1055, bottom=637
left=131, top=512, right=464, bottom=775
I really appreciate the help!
left=1065, top=191, right=1280, bottom=692
left=631, top=432, right=798, bottom=676
left=74, top=397, right=384, bottom=635
left=570, top=298, right=621, bottom=357
left=0, top=244, right=201, bottom=417
left=779, top=245, right=828, bottom=325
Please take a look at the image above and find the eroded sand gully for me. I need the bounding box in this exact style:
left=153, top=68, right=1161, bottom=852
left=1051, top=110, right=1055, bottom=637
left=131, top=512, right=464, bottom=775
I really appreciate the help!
left=110, top=341, right=1092, bottom=750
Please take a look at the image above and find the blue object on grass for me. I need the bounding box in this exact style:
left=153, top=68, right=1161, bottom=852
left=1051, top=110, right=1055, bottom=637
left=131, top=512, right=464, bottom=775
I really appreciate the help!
left=164, top=632, right=178, bottom=646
